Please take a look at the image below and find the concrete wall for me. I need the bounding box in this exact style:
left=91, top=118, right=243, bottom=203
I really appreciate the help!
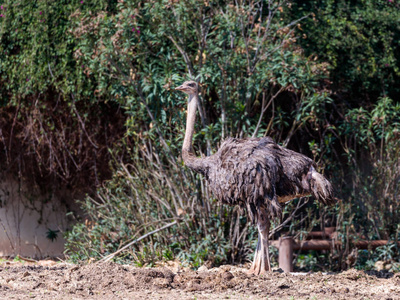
left=0, top=177, right=71, bottom=258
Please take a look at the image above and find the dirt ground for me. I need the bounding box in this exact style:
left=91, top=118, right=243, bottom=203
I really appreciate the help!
left=0, top=260, right=399, bottom=300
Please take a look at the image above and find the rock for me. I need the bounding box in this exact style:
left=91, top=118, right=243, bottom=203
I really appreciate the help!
left=221, top=271, right=234, bottom=281
left=374, top=260, right=385, bottom=271
left=208, top=267, right=220, bottom=273
left=385, top=264, right=392, bottom=271
left=38, top=260, right=57, bottom=267
left=272, top=267, right=284, bottom=273
left=198, top=265, right=208, bottom=272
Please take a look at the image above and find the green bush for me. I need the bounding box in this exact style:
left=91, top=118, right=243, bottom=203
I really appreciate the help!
left=0, top=0, right=124, bottom=189
left=339, top=97, right=400, bottom=238
left=290, top=0, right=400, bottom=99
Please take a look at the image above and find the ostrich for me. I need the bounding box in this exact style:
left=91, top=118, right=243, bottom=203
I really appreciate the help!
left=175, top=80, right=335, bottom=275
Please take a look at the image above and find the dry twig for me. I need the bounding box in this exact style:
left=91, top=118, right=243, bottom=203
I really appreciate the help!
left=98, top=220, right=179, bottom=263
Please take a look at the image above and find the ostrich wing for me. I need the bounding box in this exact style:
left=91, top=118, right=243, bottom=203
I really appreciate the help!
left=204, top=137, right=315, bottom=222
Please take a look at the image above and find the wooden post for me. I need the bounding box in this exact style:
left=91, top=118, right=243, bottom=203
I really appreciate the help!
left=278, top=236, right=293, bottom=272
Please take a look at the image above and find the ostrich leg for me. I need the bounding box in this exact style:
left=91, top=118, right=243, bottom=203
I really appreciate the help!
left=248, top=208, right=271, bottom=275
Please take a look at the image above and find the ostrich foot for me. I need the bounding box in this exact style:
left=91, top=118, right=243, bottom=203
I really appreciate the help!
left=247, top=234, right=271, bottom=275
left=247, top=211, right=271, bottom=275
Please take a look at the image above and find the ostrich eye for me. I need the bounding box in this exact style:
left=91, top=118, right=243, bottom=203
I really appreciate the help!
left=188, top=83, right=194, bottom=87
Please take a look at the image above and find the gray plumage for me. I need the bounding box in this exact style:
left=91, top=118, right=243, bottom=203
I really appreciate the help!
left=183, top=136, right=335, bottom=222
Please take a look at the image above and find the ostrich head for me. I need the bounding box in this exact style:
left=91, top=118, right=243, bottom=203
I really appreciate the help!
left=175, top=81, right=198, bottom=95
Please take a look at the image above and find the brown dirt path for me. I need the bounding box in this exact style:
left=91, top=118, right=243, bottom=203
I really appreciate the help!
left=0, top=261, right=399, bottom=299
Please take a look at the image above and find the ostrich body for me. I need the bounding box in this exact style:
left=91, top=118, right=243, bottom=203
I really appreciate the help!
left=176, top=81, right=335, bottom=275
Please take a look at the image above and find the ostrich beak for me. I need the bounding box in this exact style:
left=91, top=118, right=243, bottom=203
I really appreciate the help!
left=175, top=85, right=187, bottom=91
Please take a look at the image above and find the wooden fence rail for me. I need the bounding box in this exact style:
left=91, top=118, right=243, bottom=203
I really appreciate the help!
left=270, top=236, right=399, bottom=272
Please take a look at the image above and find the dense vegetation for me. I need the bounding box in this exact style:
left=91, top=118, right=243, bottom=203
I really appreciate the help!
left=0, top=0, right=399, bottom=271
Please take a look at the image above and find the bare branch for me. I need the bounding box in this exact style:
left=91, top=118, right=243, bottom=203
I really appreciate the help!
left=167, top=35, right=194, bottom=77
left=98, top=220, right=179, bottom=263
left=70, top=93, right=99, bottom=149
left=252, top=85, right=285, bottom=137
left=269, top=197, right=310, bottom=238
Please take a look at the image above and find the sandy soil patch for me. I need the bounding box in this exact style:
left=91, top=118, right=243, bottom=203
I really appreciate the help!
left=0, top=261, right=399, bottom=299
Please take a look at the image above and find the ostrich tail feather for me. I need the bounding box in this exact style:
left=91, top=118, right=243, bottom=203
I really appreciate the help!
left=310, top=170, right=336, bottom=206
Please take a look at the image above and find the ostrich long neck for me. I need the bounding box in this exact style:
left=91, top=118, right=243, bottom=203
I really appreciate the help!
left=182, top=94, right=198, bottom=154
left=182, top=93, right=206, bottom=173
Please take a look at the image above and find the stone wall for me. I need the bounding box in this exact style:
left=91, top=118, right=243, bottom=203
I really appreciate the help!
left=0, top=177, right=73, bottom=258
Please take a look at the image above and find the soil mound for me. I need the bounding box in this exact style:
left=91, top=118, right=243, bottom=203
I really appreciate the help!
left=0, top=261, right=399, bottom=299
